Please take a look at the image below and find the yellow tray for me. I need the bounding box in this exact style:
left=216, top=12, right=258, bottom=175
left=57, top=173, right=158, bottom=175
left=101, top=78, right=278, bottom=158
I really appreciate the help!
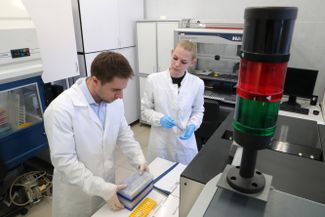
left=129, top=197, right=157, bottom=217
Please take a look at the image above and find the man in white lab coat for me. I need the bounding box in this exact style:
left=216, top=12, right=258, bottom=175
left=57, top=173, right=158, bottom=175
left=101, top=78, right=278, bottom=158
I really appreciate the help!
left=141, top=39, right=205, bottom=165
left=44, top=52, right=148, bottom=217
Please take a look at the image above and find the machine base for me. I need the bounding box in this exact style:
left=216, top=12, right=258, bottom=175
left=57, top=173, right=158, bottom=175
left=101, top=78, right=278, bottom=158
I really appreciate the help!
left=217, top=165, right=272, bottom=202
left=226, top=165, right=265, bottom=194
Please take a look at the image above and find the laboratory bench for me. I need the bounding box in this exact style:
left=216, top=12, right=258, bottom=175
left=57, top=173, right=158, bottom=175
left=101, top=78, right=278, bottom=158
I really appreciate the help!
left=180, top=109, right=325, bottom=216
left=92, top=157, right=184, bottom=217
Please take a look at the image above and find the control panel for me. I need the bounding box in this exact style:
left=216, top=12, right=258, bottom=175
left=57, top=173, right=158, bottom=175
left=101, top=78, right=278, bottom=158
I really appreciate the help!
left=10, top=48, right=31, bottom=58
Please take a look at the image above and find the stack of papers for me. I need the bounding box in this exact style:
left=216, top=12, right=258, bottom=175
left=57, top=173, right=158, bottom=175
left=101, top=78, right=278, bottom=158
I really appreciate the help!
left=154, top=194, right=179, bottom=217
left=149, top=157, right=187, bottom=195
left=117, top=172, right=154, bottom=210
left=154, top=163, right=186, bottom=195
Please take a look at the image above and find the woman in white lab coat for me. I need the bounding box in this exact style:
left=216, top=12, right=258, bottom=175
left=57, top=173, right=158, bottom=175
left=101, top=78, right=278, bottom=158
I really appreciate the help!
left=44, top=52, right=148, bottom=217
left=141, top=40, right=205, bottom=165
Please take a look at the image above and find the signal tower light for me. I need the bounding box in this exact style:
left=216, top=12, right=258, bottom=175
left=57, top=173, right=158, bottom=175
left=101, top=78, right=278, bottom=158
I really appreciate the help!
left=227, top=7, right=298, bottom=194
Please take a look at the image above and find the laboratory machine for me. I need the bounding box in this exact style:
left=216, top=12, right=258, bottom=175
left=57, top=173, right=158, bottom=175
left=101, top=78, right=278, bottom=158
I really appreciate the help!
left=180, top=7, right=325, bottom=217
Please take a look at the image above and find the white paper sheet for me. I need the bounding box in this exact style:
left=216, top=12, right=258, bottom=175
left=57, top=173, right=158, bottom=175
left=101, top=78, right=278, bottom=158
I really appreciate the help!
left=148, top=157, right=176, bottom=180
left=152, top=194, right=179, bottom=217
left=154, top=163, right=186, bottom=194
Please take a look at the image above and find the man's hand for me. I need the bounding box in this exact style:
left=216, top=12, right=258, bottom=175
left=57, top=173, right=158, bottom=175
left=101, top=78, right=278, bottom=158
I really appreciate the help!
left=138, top=163, right=150, bottom=175
left=107, top=184, right=127, bottom=211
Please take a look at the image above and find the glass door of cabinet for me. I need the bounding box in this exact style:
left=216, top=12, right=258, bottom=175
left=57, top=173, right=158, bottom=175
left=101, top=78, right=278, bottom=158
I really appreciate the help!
left=0, top=82, right=43, bottom=137
left=194, top=43, right=241, bottom=75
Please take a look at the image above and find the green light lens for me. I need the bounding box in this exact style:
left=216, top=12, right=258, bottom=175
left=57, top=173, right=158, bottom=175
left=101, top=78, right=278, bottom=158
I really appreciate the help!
left=233, top=96, right=280, bottom=136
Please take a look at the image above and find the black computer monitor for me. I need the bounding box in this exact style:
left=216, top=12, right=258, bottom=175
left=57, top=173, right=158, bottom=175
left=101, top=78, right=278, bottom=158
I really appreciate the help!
left=282, top=67, right=318, bottom=108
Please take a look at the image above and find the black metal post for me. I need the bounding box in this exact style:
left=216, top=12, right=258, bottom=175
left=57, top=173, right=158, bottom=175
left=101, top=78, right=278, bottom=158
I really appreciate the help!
left=239, top=148, right=257, bottom=179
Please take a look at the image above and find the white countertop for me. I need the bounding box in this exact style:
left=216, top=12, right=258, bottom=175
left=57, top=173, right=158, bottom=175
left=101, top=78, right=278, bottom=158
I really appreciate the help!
left=92, top=157, right=184, bottom=217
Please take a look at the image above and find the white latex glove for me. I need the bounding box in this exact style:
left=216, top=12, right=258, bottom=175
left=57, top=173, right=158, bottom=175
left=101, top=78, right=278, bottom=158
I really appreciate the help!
left=138, top=163, right=150, bottom=175
left=107, top=184, right=127, bottom=211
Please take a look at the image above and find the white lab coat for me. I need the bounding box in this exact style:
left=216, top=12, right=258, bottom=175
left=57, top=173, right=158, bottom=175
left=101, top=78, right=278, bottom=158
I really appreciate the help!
left=141, top=70, right=204, bottom=165
left=44, top=78, right=146, bottom=217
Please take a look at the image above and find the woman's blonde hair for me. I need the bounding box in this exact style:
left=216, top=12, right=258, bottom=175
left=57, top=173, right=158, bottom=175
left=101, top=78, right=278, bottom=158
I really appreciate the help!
left=176, top=39, right=197, bottom=59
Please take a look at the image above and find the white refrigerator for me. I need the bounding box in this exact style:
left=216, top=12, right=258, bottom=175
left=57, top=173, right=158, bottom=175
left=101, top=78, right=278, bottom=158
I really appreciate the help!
left=71, top=0, right=144, bottom=124
left=24, top=0, right=143, bottom=124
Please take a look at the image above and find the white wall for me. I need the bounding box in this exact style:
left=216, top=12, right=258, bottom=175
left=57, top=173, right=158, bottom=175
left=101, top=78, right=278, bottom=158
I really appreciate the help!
left=145, top=0, right=325, bottom=101
left=0, top=0, right=30, bottom=18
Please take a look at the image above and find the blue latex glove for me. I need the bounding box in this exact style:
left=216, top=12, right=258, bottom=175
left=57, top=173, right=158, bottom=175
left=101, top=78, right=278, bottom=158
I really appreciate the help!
left=179, top=124, right=196, bottom=140
left=160, top=116, right=176, bottom=128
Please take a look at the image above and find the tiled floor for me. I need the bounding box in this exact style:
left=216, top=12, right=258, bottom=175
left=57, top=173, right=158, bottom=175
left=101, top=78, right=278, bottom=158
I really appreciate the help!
left=115, top=123, right=151, bottom=183
left=21, top=122, right=150, bottom=217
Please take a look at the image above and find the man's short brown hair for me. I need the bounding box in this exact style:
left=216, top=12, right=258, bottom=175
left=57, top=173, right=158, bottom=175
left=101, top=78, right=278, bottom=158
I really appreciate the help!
left=90, top=51, right=134, bottom=83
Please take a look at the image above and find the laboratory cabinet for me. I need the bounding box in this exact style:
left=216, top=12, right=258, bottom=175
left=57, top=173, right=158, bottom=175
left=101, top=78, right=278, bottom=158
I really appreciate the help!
left=118, top=48, right=139, bottom=124
left=72, top=0, right=144, bottom=53
left=72, top=0, right=144, bottom=74
left=0, top=75, right=47, bottom=170
left=22, top=0, right=80, bottom=83
left=174, top=27, right=243, bottom=106
left=136, top=20, right=180, bottom=74
left=136, top=20, right=179, bottom=123
left=24, top=0, right=143, bottom=123
left=23, top=0, right=142, bottom=124
left=72, top=0, right=143, bottom=124
left=138, top=76, right=150, bottom=125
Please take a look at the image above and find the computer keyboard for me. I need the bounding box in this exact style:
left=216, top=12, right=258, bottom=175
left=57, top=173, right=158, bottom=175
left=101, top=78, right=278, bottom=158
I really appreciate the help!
left=280, top=104, right=309, bottom=115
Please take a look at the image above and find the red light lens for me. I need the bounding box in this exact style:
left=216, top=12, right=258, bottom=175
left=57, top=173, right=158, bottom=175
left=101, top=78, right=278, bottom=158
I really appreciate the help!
left=237, top=59, right=287, bottom=102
